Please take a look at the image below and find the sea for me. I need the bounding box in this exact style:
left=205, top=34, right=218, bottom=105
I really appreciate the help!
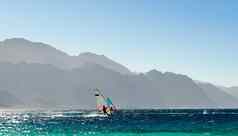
left=0, top=109, right=237, bottom=136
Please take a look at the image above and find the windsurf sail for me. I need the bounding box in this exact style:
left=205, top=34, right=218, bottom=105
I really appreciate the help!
left=106, top=97, right=116, bottom=110
left=106, top=97, right=113, bottom=107
left=93, top=88, right=116, bottom=115
left=94, top=89, right=107, bottom=111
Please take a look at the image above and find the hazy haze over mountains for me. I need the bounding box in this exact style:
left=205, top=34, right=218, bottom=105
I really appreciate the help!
left=0, top=38, right=237, bottom=109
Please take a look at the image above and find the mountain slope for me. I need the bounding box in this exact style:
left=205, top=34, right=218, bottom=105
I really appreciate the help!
left=196, top=82, right=238, bottom=108
left=0, top=62, right=218, bottom=109
left=0, top=38, right=70, bottom=68
left=146, top=70, right=216, bottom=108
left=0, top=38, right=237, bottom=109
left=0, top=38, right=131, bottom=74
left=222, top=87, right=238, bottom=99
left=73, top=52, right=131, bottom=75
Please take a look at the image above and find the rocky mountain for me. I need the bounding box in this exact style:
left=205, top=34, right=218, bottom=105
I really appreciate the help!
left=0, top=38, right=237, bottom=109
left=145, top=70, right=215, bottom=108
left=0, top=62, right=216, bottom=109
left=74, top=52, right=131, bottom=75
left=0, top=38, right=131, bottom=74
left=196, top=82, right=238, bottom=108
left=221, top=87, right=238, bottom=99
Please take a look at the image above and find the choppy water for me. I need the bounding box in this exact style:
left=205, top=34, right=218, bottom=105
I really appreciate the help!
left=0, top=109, right=238, bottom=136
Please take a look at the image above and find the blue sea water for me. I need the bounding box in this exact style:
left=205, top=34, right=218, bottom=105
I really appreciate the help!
left=0, top=109, right=238, bottom=136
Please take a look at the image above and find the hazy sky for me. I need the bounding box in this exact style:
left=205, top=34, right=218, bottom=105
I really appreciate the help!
left=0, top=0, right=237, bottom=86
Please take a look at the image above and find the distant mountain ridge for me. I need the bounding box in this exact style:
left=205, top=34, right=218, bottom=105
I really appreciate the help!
left=0, top=38, right=237, bottom=109
left=0, top=38, right=132, bottom=75
left=196, top=82, right=238, bottom=108
left=221, top=87, right=238, bottom=100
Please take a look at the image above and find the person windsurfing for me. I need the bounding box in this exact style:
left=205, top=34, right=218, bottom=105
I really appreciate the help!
left=94, top=88, right=116, bottom=116
left=102, top=105, right=107, bottom=114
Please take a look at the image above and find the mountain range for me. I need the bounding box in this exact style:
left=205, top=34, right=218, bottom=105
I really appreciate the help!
left=0, top=38, right=237, bottom=109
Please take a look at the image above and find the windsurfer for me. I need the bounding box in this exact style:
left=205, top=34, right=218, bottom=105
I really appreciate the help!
left=94, top=89, right=116, bottom=116
left=102, top=105, right=107, bottom=114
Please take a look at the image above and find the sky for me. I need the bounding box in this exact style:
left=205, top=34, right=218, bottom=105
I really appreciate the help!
left=0, top=0, right=237, bottom=87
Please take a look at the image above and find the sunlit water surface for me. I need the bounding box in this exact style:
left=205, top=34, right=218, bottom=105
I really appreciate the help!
left=0, top=109, right=238, bottom=136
